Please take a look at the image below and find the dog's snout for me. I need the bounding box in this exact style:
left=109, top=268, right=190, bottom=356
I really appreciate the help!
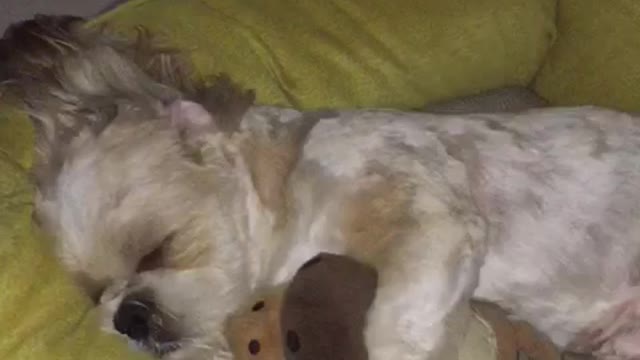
left=114, top=301, right=151, bottom=341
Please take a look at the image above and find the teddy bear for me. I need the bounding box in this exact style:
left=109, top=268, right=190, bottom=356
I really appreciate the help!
left=224, top=252, right=577, bottom=360
left=224, top=285, right=287, bottom=360
left=224, top=253, right=377, bottom=360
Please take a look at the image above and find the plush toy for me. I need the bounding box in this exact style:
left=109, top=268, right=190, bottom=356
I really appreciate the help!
left=280, top=253, right=378, bottom=360
left=224, top=252, right=570, bottom=360
left=471, top=301, right=563, bottom=360
left=224, top=286, right=287, bottom=360
left=224, top=253, right=377, bottom=360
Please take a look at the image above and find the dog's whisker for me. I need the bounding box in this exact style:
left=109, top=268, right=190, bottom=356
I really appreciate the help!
left=181, top=338, right=213, bottom=351
left=127, top=299, right=151, bottom=310
left=153, top=303, right=179, bottom=321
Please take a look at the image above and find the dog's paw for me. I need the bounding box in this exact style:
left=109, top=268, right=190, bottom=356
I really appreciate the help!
left=364, top=302, right=440, bottom=360
left=569, top=298, right=640, bottom=359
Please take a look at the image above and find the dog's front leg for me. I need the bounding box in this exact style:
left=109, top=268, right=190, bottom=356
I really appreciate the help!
left=364, top=215, right=485, bottom=360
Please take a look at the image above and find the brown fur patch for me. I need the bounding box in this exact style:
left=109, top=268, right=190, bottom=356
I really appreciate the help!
left=342, top=166, right=417, bottom=266
left=193, top=74, right=256, bottom=134
left=241, top=113, right=323, bottom=224
left=243, top=136, right=299, bottom=216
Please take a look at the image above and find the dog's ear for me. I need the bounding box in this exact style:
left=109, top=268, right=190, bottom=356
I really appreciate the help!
left=193, top=74, right=256, bottom=134
left=168, top=99, right=217, bottom=136
left=167, top=74, right=255, bottom=144
left=166, top=78, right=326, bottom=225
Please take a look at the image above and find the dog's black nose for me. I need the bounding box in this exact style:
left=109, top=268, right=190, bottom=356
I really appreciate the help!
left=113, top=301, right=151, bottom=341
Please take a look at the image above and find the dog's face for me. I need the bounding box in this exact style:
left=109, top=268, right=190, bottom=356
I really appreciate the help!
left=1, top=17, right=295, bottom=357
left=32, top=100, right=258, bottom=359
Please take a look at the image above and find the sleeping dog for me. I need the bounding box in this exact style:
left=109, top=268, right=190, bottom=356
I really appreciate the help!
left=2, top=16, right=638, bottom=360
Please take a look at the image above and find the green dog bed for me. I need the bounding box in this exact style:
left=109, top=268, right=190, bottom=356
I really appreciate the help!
left=3, top=0, right=637, bottom=358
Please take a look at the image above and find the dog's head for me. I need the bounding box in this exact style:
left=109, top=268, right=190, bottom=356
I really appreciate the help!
left=31, top=97, right=256, bottom=358
left=1, top=16, right=302, bottom=359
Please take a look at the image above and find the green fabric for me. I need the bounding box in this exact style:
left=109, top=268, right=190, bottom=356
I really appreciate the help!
left=0, top=104, right=151, bottom=360
left=534, top=0, right=640, bottom=112
left=0, top=0, right=557, bottom=358
left=94, top=0, right=556, bottom=110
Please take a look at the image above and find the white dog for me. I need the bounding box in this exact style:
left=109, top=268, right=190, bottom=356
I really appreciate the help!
left=4, top=16, right=640, bottom=360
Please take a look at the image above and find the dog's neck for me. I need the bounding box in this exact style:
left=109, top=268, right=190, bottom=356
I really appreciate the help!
left=225, top=106, right=332, bottom=290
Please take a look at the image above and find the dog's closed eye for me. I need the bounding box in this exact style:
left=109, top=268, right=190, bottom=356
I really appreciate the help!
left=137, top=246, right=164, bottom=273
left=136, top=233, right=175, bottom=273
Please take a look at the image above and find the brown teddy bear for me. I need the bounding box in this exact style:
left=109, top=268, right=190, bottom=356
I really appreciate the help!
left=224, top=285, right=287, bottom=360
left=280, top=253, right=378, bottom=360
left=224, top=252, right=573, bottom=360
left=224, top=253, right=377, bottom=360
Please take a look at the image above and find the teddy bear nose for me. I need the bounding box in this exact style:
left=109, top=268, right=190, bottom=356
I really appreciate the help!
left=114, top=301, right=151, bottom=341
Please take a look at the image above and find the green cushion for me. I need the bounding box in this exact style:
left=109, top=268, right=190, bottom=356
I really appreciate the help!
left=534, top=0, right=640, bottom=112
left=0, top=0, right=556, bottom=358
left=0, top=104, right=151, bottom=360
left=94, top=0, right=556, bottom=109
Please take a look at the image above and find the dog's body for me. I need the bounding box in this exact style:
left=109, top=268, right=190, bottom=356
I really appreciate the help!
left=36, top=102, right=640, bottom=360
left=4, top=17, right=640, bottom=360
